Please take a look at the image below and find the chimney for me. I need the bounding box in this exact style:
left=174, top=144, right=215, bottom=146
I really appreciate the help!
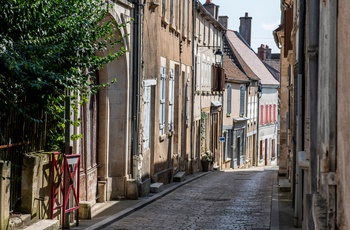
left=266, top=45, right=272, bottom=60
left=203, top=0, right=220, bottom=20
left=219, top=16, right=229, bottom=29
left=239, top=12, right=252, bottom=46
left=257, top=44, right=266, bottom=61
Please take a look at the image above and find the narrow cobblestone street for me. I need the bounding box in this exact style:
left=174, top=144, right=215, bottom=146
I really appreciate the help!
left=100, top=168, right=277, bottom=230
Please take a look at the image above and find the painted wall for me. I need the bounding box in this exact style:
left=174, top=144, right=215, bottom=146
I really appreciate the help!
left=337, top=0, right=350, bottom=228
left=258, top=87, right=279, bottom=166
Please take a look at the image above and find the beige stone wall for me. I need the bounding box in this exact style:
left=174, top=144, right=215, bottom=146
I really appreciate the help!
left=278, top=32, right=290, bottom=173
left=0, top=161, right=10, bottom=230
left=337, top=0, right=350, bottom=228
left=142, top=1, right=193, bottom=183
left=21, top=154, right=52, bottom=220
left=97, top=1, right=133, bottom=200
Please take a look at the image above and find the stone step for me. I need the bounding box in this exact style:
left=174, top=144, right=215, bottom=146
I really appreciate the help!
left=23, top=220, right=59, bottom=230
left=279, top=178, right=291, bottom=192
left=173, top=171, right=186, bottom=182
left=150, top=182, right=164, bottom=193
left=8, top=214, right=31, bottom=229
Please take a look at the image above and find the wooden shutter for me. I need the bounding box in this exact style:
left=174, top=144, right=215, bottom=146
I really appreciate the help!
left=143, top=86, right=151, bottom=149
left=186, top=75, right=190, bottom=124
left=212, top=64, right=218, bottom=91
left=160, top=67, right=166, bottom=134
left=227, top=85, right=232, bottom=114
left=168, top=69, right=174, bottom=131
left=239, top=86, right=245, bottom=116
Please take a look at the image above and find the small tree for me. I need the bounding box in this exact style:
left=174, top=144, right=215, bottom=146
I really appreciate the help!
left=0, top=0, right=129, bottom=150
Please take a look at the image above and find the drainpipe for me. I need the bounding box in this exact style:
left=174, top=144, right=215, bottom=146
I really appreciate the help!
left=245, top=82, right=250, bottom=165
left=191, top=0, right=197, bottom=169
left=308, top=0, right=319, bottom=195
left=131, top=0, right=143, bottom=179
left=295, top=0, right=305, bottom=227
left=256, top=81, right=262, bottom=166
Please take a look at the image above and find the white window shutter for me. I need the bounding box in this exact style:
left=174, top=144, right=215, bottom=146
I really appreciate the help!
left=143, top=86, right=151, bottom=149
left=168, top=69, right=174, bottom=131
left=186, top=75, right=190, bottom=123
left=159, top=67, right=166, bottom=134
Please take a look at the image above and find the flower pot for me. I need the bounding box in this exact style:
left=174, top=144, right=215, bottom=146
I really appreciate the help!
left=201, top=160, right=210, bottom=172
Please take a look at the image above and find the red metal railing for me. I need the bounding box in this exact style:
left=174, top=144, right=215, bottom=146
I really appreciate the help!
left=50, top=152, right=80, bottom=229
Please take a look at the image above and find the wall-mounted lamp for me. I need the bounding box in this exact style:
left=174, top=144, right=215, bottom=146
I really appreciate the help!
left=257, top=81, right=262, bottom=98
left=198, top=45, right=223, bottom=66
left=214, top=49, right=223, bottom=65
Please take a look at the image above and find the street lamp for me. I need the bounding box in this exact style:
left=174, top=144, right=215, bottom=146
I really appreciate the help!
left=197, top=45, right=223, bottom=66
left=257, top=81, right=262, bottom=98
left=214, top=49, right=223, bottom=66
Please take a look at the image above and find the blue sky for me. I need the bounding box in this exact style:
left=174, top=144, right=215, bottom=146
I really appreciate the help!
left=200, top=0, right=281, bottom=53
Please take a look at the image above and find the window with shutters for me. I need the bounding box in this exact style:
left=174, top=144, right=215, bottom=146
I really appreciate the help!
left=269, top=104, right=272, bottom=124
left=196, top=55, right=200, bottom=91
left=239, top=86, right=245, bottom=116
left=143, top=86, right=151, bottom=150
left=182, top=0, right=186, bottom=35
left=265, top=104, right=269, bottom=124
left=162, top=0, right=166, bottom=17
left=227, top=84, right=232, bottom=115
left=168, top=69, right=174, bottom=132
left=212, top=64, right=218, bottom=91
left=260, top=105, right=264, bottom=125
left=273, top=104, right=277, bottom=123
left=160, top=67, right=166, bottom=135
left=170, top=0, right=174, bottom=24
left=247, top=96, right=251, bottom=119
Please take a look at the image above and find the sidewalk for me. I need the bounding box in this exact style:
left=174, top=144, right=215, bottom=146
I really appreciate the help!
left=25, top=166, right=299, bottom=230
left=72, top=172, right=210, bottom=230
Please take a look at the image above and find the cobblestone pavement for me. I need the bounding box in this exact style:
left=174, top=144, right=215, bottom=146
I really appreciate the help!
left=102, top=169, right=277, bottom=230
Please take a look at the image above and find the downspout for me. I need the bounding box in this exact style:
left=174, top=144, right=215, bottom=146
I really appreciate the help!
left=131, top=0, right=143, bottom=179
left=295, top=0, right=305, bottom=227
left=245, top=81, right=250, bottom=166
left=256, top=81, right=262, bottom=167
left=191, top=0, right=197, bottom=168
left=219, top=31, right=225, bottom=169
left=308, top=0, right=319, bottom=195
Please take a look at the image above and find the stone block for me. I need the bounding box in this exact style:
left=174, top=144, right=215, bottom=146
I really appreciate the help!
left=79, top=201, right=92, bottom=220
left=150, top=183, right=164, bottom=193
left=126, top=179, right=138, bottom=200
left=97, top=181, right=107, bottom=203
left=279, top=178, right=291, bottom=192
left=173, top=171, right=186, bottom=182
left=23, top=219, right=59, bottom=230
left=138, top=178, right=151, bottom=197
left=0, top=161, right=11, bottom=230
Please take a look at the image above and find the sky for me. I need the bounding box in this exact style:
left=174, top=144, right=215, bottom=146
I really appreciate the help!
left=200, top=0, right=281, bottom=54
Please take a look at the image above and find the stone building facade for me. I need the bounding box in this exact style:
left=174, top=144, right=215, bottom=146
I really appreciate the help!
left=138, top=0, right=194, bottom=188
left=193, top=1, right=226, bottom=170
left=276, top=0, right=350, bottom=228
